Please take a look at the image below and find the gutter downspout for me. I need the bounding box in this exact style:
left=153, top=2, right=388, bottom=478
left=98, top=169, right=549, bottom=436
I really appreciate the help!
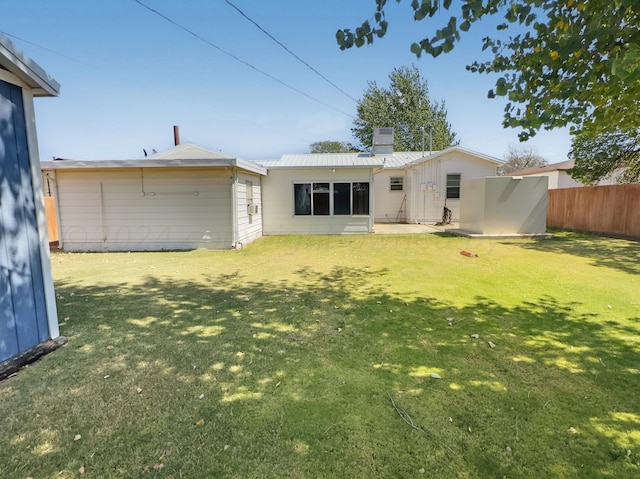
left=231, top=167, right=239, bottom=248
left=369, top=168, right=375, bottom=233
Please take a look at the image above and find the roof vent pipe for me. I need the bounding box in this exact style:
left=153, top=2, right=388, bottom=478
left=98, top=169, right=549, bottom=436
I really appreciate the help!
left=173, top=125, right=180, bottom=146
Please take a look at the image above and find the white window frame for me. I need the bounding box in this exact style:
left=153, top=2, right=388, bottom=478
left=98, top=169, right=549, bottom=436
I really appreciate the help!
left=390, top=176, right=404, bottom=191
left=446, top=174, right=461, bottom=199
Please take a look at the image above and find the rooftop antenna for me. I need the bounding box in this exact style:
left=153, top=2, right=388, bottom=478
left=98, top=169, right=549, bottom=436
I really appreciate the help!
left=429, top=126, right=433, bottom=155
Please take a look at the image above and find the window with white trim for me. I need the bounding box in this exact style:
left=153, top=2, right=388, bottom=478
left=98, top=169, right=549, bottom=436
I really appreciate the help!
left=446, top=174, right=461, bottom=199
left=293, top=182, right=370, bottom=216
left=390, top=176, right=403, bottom=191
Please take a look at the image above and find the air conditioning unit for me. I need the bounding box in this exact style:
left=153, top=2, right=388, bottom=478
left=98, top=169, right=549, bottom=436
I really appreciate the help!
left=247, top=203, right=259, bottom=215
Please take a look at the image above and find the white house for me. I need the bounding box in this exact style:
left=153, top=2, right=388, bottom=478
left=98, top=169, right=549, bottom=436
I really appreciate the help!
left=373, top=146, right=502, bottom=223
left=41, top=144, right=266, bottom=251
left=509, top=159, right=621, bottom=189
left=258, top=129, right=502, bottom=233
left=43, top=130, right=504, bottom=249
left=509, top=159, right=582, bottom=189
left=0, top=33, right=61, bottom=364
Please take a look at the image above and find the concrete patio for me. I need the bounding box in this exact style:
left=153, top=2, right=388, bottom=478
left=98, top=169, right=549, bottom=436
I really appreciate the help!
left=373, top=223, right=456, bottom=234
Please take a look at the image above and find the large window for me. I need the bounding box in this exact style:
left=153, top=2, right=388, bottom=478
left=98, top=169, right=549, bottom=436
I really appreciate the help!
left=294, top=183, right=311, bottom=215
left=294, top=182, right=370, bottom=216
left=446, top=174, right=461, bottom=199
left=352, top=182, right=370, bottom=215
left=312, top=183, right=330, bottom=215
left=333, top=183, right=351, bottom=215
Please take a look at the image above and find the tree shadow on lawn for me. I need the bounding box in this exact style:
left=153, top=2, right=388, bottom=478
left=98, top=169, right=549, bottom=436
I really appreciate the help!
left=507, top=230, right=640, bottom=276
left=3, top=265, right=639, bottom=478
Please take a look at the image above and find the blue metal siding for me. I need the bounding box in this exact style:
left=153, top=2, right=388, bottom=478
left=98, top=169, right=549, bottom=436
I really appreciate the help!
left=0, top=79, right=49, bottom=363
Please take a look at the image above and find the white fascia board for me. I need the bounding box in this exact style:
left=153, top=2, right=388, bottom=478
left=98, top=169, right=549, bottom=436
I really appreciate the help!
left=233, top=158, right=267, bottom=175
left=40, top=158, right=267, bottom=175
left=0, top=33, right=60, bottom=97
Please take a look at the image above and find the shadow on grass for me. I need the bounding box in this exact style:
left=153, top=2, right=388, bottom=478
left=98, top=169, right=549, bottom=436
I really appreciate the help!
left=508, top=230, right=640, bottom=276
left=2, top=264, right=639, bottom=478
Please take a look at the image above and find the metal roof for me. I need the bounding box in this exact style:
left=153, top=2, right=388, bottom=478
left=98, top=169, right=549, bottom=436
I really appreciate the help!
left=379, top=152, right=426, bottom=168
left=403, top=146, right=503, bottom=168
left=259, top=153, right=384, bottom=169
left=257, top=147, right=501, bottom=171
left=40, top=145, right=499, bottom=177
left=41, top=143, right=266, bottom=175
left=509, top=159, right=574, bottom=176
left=0, top=33, right=60, bottom=97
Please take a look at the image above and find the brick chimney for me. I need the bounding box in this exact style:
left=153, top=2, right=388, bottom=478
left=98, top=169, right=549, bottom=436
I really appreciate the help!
left=173, top=125, right=180, bottom=146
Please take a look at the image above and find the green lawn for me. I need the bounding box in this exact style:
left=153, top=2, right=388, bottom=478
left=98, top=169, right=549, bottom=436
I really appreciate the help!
left=1, top=231, right=639, bottom=478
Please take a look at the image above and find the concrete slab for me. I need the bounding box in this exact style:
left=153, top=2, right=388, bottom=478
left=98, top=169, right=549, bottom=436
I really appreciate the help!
left=373, top=223, right=457, bottom=234
left=447, top=229, right=553, bottom=239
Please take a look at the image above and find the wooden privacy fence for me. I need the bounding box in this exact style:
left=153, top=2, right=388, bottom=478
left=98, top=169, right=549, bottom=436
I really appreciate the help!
left=547, top=184, right=640, bottom=240
left=44, top=196, right=58, bottom=243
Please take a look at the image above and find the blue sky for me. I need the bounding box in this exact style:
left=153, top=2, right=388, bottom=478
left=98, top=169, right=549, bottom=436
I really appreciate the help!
left=3, top=0, right=572, bottom=163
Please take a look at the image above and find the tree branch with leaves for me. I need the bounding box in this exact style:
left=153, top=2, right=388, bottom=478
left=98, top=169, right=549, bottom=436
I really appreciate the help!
left=337, top=1, right=640, bottom=142
left=570, top=129, right=640, bottom=185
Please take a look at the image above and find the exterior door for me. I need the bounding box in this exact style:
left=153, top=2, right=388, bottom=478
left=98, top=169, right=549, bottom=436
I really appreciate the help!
left=0, top=79, right=49, bottom=363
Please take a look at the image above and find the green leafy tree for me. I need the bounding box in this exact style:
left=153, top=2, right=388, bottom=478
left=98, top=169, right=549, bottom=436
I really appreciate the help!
left=309, top=141, right=359, bottom=153
left=354, top=65, right=456, bottom=151
left=337, top=1, right=640, bottom=140
left=500, top=144, right=548, bottom=175
left=569, top=130, right=640, bottom=185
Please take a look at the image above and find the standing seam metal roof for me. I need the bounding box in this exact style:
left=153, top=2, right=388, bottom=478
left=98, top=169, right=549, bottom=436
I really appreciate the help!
left=257, top=147, right=501, bottom=170
left=258, top=152, right=426, bottom=169
left=259, top=153, right=382, bottom=168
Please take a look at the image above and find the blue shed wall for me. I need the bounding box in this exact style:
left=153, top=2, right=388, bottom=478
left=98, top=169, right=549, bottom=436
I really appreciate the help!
left=0, top=79, right=50, bottom=362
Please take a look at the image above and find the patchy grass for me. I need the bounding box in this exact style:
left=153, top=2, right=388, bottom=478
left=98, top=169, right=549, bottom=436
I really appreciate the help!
left=1, top=231, right=639, bottom=478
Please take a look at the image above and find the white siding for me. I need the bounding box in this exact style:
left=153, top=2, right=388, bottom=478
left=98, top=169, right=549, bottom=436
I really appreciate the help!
left=523, top=171, right=618, bottom=189
left=262, top=168, right=374, bottom=235
left=405, top=152, right=499, bottom=223
left=374, top=169, right=407, bottom=222
left=235, top=172, right=263, bottom=247
left=520, top=171, right=565, bottom=189
left=56, top=168, right=233, bottom=251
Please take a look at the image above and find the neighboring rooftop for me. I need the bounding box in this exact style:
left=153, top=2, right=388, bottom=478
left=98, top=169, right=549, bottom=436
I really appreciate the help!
left=147, top=143, right=232, bottom=161
left=509, top=159, right=575, bottom=176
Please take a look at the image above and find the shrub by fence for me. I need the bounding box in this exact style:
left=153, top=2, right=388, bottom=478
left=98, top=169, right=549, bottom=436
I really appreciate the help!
left=548, top=184, right=640, bottom=240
